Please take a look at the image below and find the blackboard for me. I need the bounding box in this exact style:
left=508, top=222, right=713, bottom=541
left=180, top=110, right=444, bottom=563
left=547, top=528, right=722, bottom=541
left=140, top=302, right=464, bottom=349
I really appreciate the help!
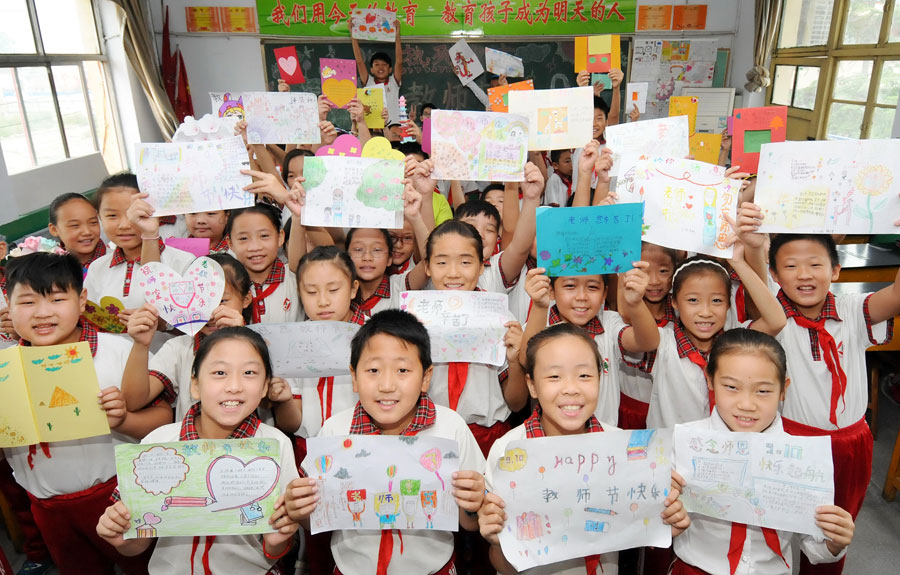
left=261, top=38, right=630, bottom=131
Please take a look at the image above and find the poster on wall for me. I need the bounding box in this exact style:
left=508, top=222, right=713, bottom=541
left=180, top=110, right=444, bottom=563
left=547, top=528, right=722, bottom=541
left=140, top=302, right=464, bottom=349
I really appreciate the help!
left=630, top=38, right=718, bottom=120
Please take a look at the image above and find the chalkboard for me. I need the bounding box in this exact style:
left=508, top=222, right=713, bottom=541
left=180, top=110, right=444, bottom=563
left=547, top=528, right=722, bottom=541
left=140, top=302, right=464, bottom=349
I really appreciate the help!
left=261, top=39, right=630, bottom=131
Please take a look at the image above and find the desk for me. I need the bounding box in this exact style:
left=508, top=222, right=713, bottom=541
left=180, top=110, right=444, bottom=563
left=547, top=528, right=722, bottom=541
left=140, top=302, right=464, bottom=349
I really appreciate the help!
left=837, top=244, right=900, bottom=283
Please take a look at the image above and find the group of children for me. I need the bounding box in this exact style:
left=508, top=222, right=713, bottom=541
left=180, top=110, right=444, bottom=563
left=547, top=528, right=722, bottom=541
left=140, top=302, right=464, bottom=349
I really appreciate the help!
left=0, top=35, right=897, bottom=575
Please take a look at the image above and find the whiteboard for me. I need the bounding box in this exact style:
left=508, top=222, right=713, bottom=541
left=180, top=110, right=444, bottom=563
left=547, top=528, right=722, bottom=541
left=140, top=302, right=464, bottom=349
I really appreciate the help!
left=681, top=87, right=736, bottom=133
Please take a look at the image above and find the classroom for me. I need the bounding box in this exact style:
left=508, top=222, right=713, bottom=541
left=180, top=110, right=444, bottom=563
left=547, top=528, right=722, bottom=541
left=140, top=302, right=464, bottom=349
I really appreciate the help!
left=0, top=1, right=899, bottom=574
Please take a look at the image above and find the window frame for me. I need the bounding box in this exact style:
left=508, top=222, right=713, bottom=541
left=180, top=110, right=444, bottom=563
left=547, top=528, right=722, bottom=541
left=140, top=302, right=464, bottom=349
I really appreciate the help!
left=0, top=0, right=124, bottom=173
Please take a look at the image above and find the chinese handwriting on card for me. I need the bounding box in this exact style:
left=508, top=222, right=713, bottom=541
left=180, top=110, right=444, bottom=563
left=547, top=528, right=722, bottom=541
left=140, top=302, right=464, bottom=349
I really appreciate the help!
left=243, top=92, right=320, bottom=144
left=508, top=87, right=594, bottom=151
left=605, top=116, right=691, bottom=178
left=303, top=435, right=460, bottom=534
left=115, top=439, right=283, bottom=538
left=430, top=110, right=529, bottom=182
left=247, top=322, right=360, bottom=378
left=137, top=258, right=226, bottom=337
left=673, top=425, right=834, bottom=537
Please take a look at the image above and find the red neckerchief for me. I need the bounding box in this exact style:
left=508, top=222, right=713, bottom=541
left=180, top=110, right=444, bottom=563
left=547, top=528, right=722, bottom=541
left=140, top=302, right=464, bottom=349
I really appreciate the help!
left=524, top=406, right=603, bottom=574
left=388, top=258, right=411, bottom=276
left=250, top=260, right=286, bottom=323
left=158, top=216, right=177, bottom=226
left=348, top=393, right=436, bottom=575
left=548, top=304, right=605, bottom=336
left=730, top=270, right=748, bottom=323
left=356, top=274, right=391, bottom=316
left=727, top=522, right=789, bottom=574
left=316, top=306, right=366, bottom=421
left=673, top=321, right=714, bottom=413
left=777, top=289, right=847, bottom=426
left=180, top=402, right=260, bottom=575
left=109, top=238, right=167, bottom=297
left=21, top=323, right=99, bottom=468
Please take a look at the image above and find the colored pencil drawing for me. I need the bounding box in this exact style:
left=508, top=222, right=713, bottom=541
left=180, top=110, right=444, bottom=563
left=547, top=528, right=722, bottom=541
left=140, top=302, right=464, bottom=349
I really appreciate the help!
left=508, top=87, right=593, bottom=151
left=247, top=322, right=360, bottom=378
left=137, top=257, right=226, bottom=337
left=604, top=116, right=690, bottom=178
left=243, top=92, right=320, bottom=145
left=350, top=9, right=397, bottom=42
left=430, top=110, right=529, bottom=182
left=491, top=430, right=673, bottom=571
left=303, top=435, right=460, bottom=534
left=116, top=439, right=283, bottom=538
left=83, top=296, right=126, bottom=334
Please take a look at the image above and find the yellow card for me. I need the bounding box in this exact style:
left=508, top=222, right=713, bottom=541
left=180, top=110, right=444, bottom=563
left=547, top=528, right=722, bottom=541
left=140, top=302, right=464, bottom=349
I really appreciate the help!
left=669, top=96, right=699, bottom=135
left=611, top=35, right=621, bottom=70
left=690, top=133, right=723, bottom=164
left=20, top=342, right=110, bottom=443
left=574, top=36, right=587, bottom=72
left=358, top=87, right=385, bottom=129
left=588, top=35, right=612, bottom=54
left=0, top=347, right=40, bottom=448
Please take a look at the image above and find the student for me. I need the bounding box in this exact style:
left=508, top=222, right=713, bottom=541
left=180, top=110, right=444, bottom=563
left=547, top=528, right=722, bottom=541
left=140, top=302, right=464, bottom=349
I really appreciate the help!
left=641, top=242, right=787, bottom=428
left=388, top=219, right=417, bottom=275
left=543, top=149, right=574, bottom=207
left=617, top=243, right=679, bottom=429
left=479, top=323, right=689, bottom=574
left=97, top=327, right=300, bottom=574
left=672, top=328, right=855, bottom=575
left=765, top=233, right=898, bottom=575
left=570, top=96, right=613, bottom=192
left=184, top=211, right=230, bottom=254
left=480, top=184, right=505, bottom=214
left=227, top=204, right=303, bottom=323
left=520, top=260, right=660, bottom=425
left=83, top=173, right=195, bottom=315
left=419, top=102, right=436, bottom=120
left=48, top=192, right=107, bottom=275
left=4, top=252, right=172, bottom=575
left=121, top=253, right=253, bottom=420
left=352, top=20, right=403, bottom=125
left=283, top=309, right=486, bottom=575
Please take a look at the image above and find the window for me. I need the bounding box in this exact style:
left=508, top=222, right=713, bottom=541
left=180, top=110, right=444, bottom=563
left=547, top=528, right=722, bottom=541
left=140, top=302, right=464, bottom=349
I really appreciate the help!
left=0, top=0, right=123, bottom=175
left=772, top=0, right=900, bottom=139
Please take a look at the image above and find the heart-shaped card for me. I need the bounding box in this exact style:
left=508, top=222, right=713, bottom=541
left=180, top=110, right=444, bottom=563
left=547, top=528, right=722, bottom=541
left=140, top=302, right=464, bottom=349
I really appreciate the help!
left=137, top=257, right=225, bottom=336
left=83, top=296, right=127, bottom=333
left=315, top=134, right=363, bottom=157
left=361, top=136, right=405, bottom=161
left=206, top=454, right=281, bottom=512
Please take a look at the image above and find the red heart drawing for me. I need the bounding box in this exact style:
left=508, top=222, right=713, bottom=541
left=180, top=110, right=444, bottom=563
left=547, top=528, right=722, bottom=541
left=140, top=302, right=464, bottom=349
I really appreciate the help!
left=365, top=13, right=376, bottom=23
left=685, top=203, right=694, bottom=209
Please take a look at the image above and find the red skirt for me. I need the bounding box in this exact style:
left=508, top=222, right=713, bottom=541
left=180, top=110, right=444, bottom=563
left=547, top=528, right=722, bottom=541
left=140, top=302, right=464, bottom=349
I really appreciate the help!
left=617, top=392, right=649, bottom=430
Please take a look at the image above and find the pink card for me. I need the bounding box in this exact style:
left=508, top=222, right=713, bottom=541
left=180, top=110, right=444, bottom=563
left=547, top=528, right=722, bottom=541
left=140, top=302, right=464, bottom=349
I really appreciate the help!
left=422, top=118, right=432, bottom=155
left=165, top=237, right=211, bottom=258
left=320, top=58, right=357, bottom=109
left=274, top=46, right=305, bottom=85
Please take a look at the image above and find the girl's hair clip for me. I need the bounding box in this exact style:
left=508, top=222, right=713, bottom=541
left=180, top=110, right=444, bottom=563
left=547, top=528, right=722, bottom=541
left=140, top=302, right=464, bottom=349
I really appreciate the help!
left=672, top=258, right=729, bottom=283
left=7, top=236, right=66, bottom=259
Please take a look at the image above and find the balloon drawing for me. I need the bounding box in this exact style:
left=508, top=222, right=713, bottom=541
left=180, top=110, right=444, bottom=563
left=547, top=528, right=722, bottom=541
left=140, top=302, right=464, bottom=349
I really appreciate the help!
left=419, top=448, right=445, bottom=490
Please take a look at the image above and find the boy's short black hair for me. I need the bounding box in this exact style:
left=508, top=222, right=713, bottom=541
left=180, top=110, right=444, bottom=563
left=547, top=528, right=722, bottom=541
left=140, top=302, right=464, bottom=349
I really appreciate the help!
left=454, top=199, right=501, bottom=230
left=768, top=234, right=839, bottom=270
left=5, top=252, right=83, bottom=299
left=94, top=172, right=139, bottom=210
left=550, top=149, right=572, bottom=164
left=593, top=96, right=610, bottom=117
left=480, top=184, right=504, bottom=200
left=370, top=52, right=392, bottom=68
left=350, top=309, right=432, bottom=371
left=421, top=102, right=437, bottom=113
left=398, top=141, right=426, bottom=159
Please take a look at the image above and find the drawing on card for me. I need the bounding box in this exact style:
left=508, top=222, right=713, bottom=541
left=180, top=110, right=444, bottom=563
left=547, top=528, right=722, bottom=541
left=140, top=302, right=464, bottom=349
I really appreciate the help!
left=537, top=108, right=568, bottom=135
left=212, top=92, right=244, bottom=121
left=83, top=296, right=126, bottom=334
left=138, top=257, right=225, bottom=337
left=350, top=9, right=397, bottom=42
left=116, top=439, right=282, bottom=538
left=604, top=116, right=690, bottom=178
left=304, top=436, right=460, bottom=534
left=429, top=110, right=529, bottom=182
left=508, top=87, right=593, bottom=151
left=247, top=322, right=360, bottom=378
left=243, top=92, right=320, bottom=145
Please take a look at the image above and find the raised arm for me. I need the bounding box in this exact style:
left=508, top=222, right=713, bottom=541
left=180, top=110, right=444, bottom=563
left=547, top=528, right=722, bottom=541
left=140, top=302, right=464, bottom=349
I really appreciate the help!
left=728, top=238, right=786, bottom=336
left=607, top=69, right=623, bottom=126
left=572, top=140, right=600, bottom=207
left=500, top=181, right=520, bottom=251
left=393, top=21, right=403, bottom=83
left=499, top=163, right=543, bottom=280
left=618, top=262, right=661, bottom=353
left=351, top=33, right=369, bottom=85
left=867, top=266, right=900, bottom=325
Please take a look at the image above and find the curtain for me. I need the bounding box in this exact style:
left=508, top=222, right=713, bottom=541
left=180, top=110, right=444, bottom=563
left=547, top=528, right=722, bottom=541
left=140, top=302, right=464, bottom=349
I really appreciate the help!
left=109, top=0, right=179, bottom=140
left=745, top=0, right=785, bottom=93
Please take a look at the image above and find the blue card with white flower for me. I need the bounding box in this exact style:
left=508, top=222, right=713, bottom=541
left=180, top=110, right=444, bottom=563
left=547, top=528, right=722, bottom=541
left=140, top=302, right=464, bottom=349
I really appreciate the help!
left=536, top=204, right=644, bottom=277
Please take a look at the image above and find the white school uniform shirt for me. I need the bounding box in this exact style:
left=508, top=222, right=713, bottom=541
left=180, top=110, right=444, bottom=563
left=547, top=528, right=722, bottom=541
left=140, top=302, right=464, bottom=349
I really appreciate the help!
left=142, top=420, right=299, bottom=575
left=674, top=411, right=845, bottom=574
left=148, top=333, right=199, bottom=421
left=250, top=262, right=304, bottom=324
left=4, top=332, right=137, bottom=499
left=357, top=271, right=410, bottom=317
left=295, top=373, right=357, bottom=438
left=320, top=403, right=485, bottom=575
left=479, top=251, right=520, bottom=294
left=84, top=242, right=197, bottom=310
left=366, top=75, right=401, bottom=125
left=158, top=216, right=189, bottom=240
left=776, top=291, right=894, bottom=429
left=547, top=306, right=624, bottom=425
left=430, top=359, right=511, bottom=428
left=506, top=264, right=536, bottom=326
left=485, top=422, right=619, bottom=575
left=619, top=299, right=678, bottom=404
left=543, top=172, right=572, bottom=207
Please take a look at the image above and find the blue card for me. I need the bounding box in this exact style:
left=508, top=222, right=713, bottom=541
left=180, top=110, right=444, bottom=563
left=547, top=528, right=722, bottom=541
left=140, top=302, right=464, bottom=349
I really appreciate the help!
left=536, top=204, right=644, bottom=277
left=591, top=73, right=613, bottom=91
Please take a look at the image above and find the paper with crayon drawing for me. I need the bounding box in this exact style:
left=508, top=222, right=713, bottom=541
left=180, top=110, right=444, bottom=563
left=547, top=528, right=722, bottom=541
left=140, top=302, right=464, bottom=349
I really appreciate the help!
left=243, top=92, right=320, bottom=144
left=303, top=435, right=460, bottom=534
left=508, top=86, right=594, bottom=151
left=491, top=430, right=673, bottom=571
left=349, top=9, right=397, bottom=42
left=0, top=342, right=109, bottom=448
left=137, top=257, right=226, bottom=337
left=755, top=139, right=900, bottom=234
left=400, top=291, right=511, bottom=366
left=300, top=156, right=404, bottom=230
left=485, top=47, right=524, bottom=77
left=247, top=322, right=360, bottom=378
left=115, top=439, right=283, bottom=538
left=430, top=110, right=528, bottom=182
left=135, top=136, right=253, bottom=217
left=615, top=156, right=739, bottom=258
left=673, top=425, right=834, bottom=537
left=536, top=204, right=644, bottom=277
left=604, top=116, right=690, bottom=177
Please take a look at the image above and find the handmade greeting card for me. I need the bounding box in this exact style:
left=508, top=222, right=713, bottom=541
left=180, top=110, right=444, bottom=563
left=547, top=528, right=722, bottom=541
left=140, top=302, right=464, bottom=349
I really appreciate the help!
left=135, top=136, right=253, bottom=217
left=243, top=92, right=320, bottom=144
left=248, top=322, right=361, bottom=378
left=689, top=132, right=723, bottom=164
left=536, top=204, right=644, bottom=277
left=487, top=79, right=534, bottom=114
left=300, top=156, right=404, bottom=229
left=755, top=139, right=900, bottom=234
left=627, top=82, right=649, bottom=114
left=731, top=106, right=787, bottom=173
left=273, top=45, right=305, bottom=84
left=164, top=237, right=210, bottom=258
left=357, top=87, right=385, bottom=129
left=508, top=86, right=593, bottom=151
left=669, top=96, right=699, bottom=134
left=349, top=9, right=397, bottom=42
left=210, top=92, right=244, bottom=121
left=491, top=430, right=673, bottom=571
left=115, top=439, right=284, bottom=538
left=673, top=425, right=834, bottom=537
left=485, top=47, right=525, bottom=77
left=449, top=39, right=484, bottom=86
left=303, top=435, right=461, bottom=534
left=136, top=257, right=226, bottom=337
left=400, top=291, right=512, bottom=366
left=0, top=342, right=109, bottom=448
left=320, top=58, right=357, bottom=109
left=615, top=156, right=740, bottom=258
left=430, top=110, right=529, bottom=182
left=83, top=296, right=127, bottom=334
left=586, top=34, right=621, bottom=74
left=604, top=116, right=690, bottom=177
